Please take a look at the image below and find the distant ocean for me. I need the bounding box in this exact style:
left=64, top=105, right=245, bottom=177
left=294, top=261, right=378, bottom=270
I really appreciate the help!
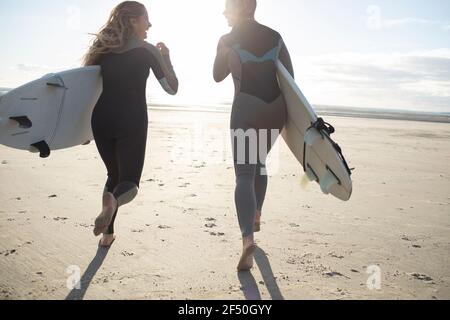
left=148, top=102, right=450, bottom=124
left=1, top=87, right=448, bottom=123
left=0, top=88, right=11, bottom=96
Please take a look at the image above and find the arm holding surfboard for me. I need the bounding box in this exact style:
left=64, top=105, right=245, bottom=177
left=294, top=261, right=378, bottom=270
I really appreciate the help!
left=278, top=39, right=295, bottom=79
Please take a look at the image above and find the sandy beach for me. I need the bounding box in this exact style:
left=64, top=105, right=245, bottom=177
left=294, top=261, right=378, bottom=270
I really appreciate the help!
left=0, top=109, right=449, bottom=300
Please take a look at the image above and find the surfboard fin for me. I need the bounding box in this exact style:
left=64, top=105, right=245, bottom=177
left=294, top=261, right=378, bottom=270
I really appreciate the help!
left=9, top=116, right=33, bottom=129
left=46, top=76, right=66, bottom=89
left=304, top=128, right=323, bottom=146
left=46, top=82, right=65, bottom=88
left=320, top=167, right=340, bottom=195
left=305, top=164, right=319, bottom=182
left=30, top=141, right=51, bottom=158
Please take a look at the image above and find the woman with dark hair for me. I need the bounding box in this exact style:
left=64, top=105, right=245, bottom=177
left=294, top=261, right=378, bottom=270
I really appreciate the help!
left=84, top=1, right=178, bottom=247
left=214, top=0, right=294, bottom=271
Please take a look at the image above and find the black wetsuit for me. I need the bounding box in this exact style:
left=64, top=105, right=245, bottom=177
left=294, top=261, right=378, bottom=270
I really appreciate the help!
left=214, top=20, right=294, bottom=238
left=91, top=35, right=178, bottom=234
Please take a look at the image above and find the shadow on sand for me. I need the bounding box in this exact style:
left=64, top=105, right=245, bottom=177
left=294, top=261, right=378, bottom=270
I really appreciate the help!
left=65, top=245, right=111, bottom=300
left=237, top=246, right=284, bottom=300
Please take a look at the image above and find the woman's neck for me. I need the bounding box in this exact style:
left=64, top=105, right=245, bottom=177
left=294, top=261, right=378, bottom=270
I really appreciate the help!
left=234, top=17, right=256, bottom=28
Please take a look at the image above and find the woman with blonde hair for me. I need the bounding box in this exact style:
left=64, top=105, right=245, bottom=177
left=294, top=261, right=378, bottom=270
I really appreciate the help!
left=214, top=0, right=294, bottom=270
left=84, top=1, right=178, bottom=247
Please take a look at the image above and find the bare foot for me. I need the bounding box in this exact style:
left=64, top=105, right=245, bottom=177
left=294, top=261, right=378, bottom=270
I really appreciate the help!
left=254, top=210, right=262, bottom=232
left=94, top=192, right=117, bottom=237
left=237, top=236, right=257, bottom=271
left=99, top=234, right=116, bottom=248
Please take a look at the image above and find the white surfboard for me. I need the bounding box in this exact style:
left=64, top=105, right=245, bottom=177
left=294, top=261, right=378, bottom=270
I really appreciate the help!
left=0, top=67, right=102, bottom=157
left=277, top=61, right=353, bottom=201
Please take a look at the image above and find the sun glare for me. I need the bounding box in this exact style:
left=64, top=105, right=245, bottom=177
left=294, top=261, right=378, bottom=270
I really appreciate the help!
left=143, top=0, right=233, bottom=106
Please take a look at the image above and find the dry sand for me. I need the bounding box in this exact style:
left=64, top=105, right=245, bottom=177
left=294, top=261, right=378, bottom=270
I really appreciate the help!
left=0, top=110, right=449, bottom=300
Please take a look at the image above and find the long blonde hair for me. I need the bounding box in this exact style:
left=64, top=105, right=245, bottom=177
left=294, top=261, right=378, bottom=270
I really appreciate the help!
left=83, top=1, right=146, bottom=66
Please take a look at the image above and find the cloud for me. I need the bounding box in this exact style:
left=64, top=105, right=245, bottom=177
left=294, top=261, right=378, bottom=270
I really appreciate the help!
left=366, top=5, right=449, bottom=32
left=15, top=63, right=52, bottom=73
left=1, top=64, right=75, bottom=88
left=13, top=63, right=76, bottom=76
left=383, top=17, right=434, bottom=27
left=293, top=49, right=450, bottom=111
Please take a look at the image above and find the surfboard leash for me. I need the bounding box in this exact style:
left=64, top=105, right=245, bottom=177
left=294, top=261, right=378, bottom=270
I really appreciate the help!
left=305, top=118, right=354, bottom=177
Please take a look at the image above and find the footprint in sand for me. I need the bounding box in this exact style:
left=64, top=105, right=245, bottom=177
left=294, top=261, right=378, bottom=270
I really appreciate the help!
left=329, top=252, right=345, bottom=259
left=336, top=288, right=347, bottom=296
left=158, top=225, right=171, bottom=229
left=286, top=257, right=297, bottom=265
left=75, top=223, right=90, bottom=228
left=209, top=232, right=225, bottom=237
left=121, top=251, right=134, bottom=257
left=205, top=223, right=217, bottom=228
left=53, top=217, right=68, bottom=221
left=411, top=273, right=433, bottom=282
left=325, top=271, right=349, bottom=279
left=2, top=249, right=17, bottom=257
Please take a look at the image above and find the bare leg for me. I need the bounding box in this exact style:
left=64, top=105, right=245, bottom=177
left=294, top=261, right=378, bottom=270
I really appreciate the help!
left=254, top=210, right=262, bottom=232
left=99, top=234, right=116, bottom=247
left=93, top=192, right=118, bottom=237
left=237, top=235, right=257, bottom=271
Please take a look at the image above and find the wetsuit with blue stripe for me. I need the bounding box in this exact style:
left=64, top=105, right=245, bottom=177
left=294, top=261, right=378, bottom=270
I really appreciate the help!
left=91, top=35, right=178, bottom=234
left=214, top=20, right=294, bottom=238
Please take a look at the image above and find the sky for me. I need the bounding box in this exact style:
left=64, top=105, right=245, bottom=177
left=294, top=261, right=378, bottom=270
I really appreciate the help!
left=0, top=0, right=449, bottom=112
